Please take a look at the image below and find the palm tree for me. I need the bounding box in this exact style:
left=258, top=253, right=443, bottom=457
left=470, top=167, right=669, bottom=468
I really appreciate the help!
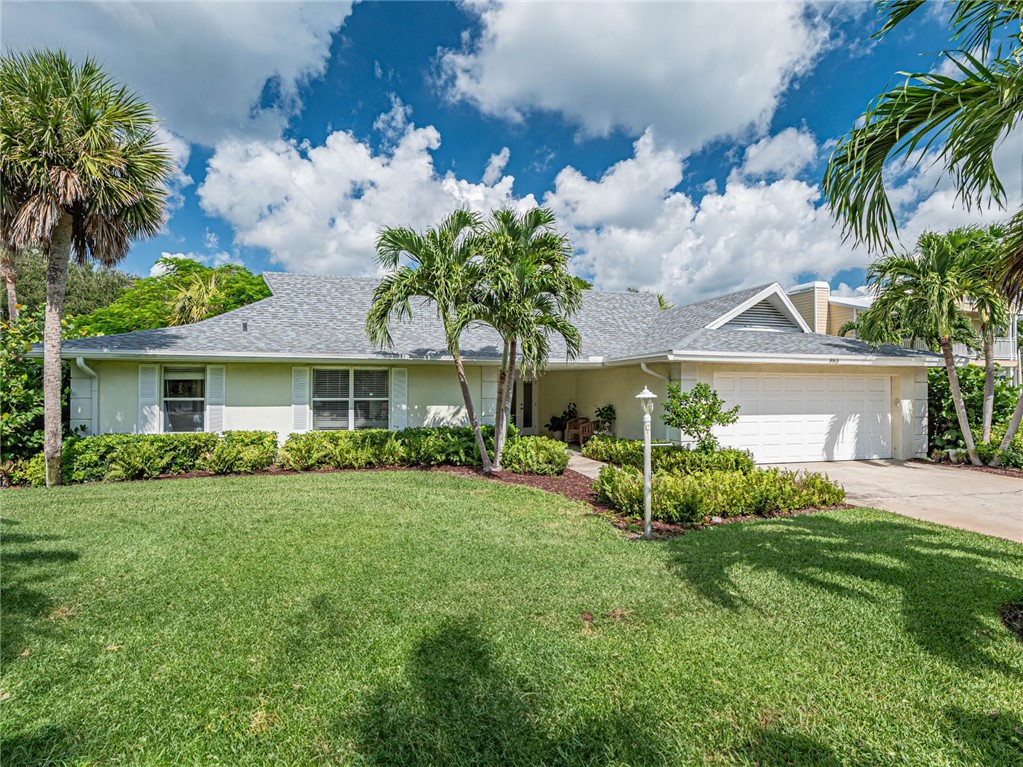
left=171, top=271, right=225, bottom=326
left=856, top=230, right=991, bottom=465
left=0, top=50, right=172, bottom=485
left=822, top=1, right=1023, bottom=294
left=366, top=210, right=495, bottom=473
left=468, top=208, right=582, bottom=469
left=0, top=247, right=17, bottom=320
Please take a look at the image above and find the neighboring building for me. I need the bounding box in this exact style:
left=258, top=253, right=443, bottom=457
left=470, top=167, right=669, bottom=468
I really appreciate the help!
left=787, top=281, right=1021, bottom=385
left=46, top=275, right=941, bottom=464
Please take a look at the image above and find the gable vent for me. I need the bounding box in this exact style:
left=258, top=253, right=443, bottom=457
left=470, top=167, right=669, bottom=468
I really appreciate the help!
left=722, top=299, right=801, bottom=332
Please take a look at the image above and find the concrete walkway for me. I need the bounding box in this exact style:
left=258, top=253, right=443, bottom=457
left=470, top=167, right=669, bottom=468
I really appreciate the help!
left=774, top=459, right=1023, bottom=543
left=567, top=450, right=605, bottom=479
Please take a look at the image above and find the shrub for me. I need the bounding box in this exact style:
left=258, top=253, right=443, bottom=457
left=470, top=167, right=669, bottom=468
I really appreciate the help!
left=928, top=366, right=1020, bottom=451
left=582, top=434, right=754, bottom=474
left=974, top=422, right=1023, bottom=469
left=204, top=431, right=278, bottom=474
left=595, top=465, right=845, bottom=525
left=502, top=436, right=569, bottom=475
left=660, top=382, right=740, bottom=451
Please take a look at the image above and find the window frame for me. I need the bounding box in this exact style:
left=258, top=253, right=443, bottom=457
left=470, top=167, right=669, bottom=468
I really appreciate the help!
left=161, top=366, right=207, bottom=434
left=311, top=367, right=390, bottom=431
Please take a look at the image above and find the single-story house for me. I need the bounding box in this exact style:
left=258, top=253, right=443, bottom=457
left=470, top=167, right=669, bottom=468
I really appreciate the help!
left=47, top=273, right=940, bottom=463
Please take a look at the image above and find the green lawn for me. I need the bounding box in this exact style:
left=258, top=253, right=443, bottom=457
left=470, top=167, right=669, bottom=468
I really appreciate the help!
left=2, top=472, right=1022, bottom=766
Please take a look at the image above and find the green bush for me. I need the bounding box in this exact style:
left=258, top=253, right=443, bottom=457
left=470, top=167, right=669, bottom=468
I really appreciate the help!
left=582, top=434, right=754, bottom=474
left=279, top=425, right=515, bottom=471
left=928, top=366, right=1021, bottom=451
left=502, top=436, right=569, bottom=475
left=974, top=422, right=1023, bottom=469
left=595, top=465, right=845, bottom=524
left=204, top=431, right=279, bottom=474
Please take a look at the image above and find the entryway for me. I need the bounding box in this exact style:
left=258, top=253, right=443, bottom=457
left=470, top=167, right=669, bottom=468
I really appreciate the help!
left=511, top=378, right=538, bottom=436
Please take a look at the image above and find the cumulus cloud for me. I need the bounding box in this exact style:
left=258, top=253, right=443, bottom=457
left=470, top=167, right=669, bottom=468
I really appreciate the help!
left=439, top=1, right=829, bottom=150
left=198, top=108, right=537, bottom=275
left=154, top=127, right=194, bottom=211
left=739, top=128, right=818, bottom=179
left=3, top=1, right=354, bottom=145
left=482, top=147, right=511, bottom=186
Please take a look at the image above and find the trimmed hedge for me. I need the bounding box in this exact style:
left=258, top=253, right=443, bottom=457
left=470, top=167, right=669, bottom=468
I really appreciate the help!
left=278, top=425, right=516, bottom=471
left=582, top=433, right=754, bottom=474
left=595, top=464, right=845, bottom=525
left=502, top=436, right=569, bottom=475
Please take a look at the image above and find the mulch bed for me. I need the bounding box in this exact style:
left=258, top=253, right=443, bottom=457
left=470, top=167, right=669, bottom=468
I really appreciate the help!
left=999, top=601, right=1023, bottom=644
left=910, top=458, right=1023, bottom=479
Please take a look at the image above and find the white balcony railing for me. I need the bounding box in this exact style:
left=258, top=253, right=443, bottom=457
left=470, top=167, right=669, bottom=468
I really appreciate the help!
left=952, top=337, right=1018, bottom=361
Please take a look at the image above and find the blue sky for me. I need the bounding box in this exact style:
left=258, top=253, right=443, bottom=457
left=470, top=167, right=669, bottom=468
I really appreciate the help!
left=6, top=1, right=1020, bottom=302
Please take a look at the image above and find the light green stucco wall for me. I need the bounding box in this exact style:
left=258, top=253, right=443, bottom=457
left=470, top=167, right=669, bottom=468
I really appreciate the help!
left=93, top=360, right=140, bottom=434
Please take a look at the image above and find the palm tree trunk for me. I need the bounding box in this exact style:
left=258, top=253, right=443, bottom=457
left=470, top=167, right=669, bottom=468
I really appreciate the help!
left=452, top=347, right=494, bottom=473
left=494, top=337, right=518, bottom=470
left=44, top=216, right=73, bottom=486
left=981, top=322, right=995, bottom=443
left=1, top=248, right=18, bottom=321
left=493, top=339, right=511, bottom=470
left=940, top=337, right=982, bottom=466
left=990, top=384, right=1023, bottom=468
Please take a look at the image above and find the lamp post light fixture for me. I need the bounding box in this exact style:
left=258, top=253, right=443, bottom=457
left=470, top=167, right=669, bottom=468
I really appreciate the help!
left=635, top=386, right=657, bottom=540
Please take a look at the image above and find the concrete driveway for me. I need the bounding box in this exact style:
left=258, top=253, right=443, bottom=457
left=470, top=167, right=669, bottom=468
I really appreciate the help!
left=775, top=459, right=1023, bottom=543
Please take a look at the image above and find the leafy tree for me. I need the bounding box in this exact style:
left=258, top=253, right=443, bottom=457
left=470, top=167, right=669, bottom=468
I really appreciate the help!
left=0, top=311, right=45, bottom=461
left=823, top=1, right=1023, bottom=291
left=366, top=210, right=496, bottom=473
left=0, top=50, right=173, bottom=485
left=73, top=257, right=269, bottom=336
left=469, top=208, right=582, bottom=469
left=8, top=246, right=133, bottom=319
left=927, top=365, right=1020, bottom=452
left=660, top=382, right=739, bottom=452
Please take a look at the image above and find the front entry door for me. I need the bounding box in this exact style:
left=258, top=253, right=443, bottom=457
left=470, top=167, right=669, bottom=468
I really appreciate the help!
left=512, top=378, right=538, bottom=435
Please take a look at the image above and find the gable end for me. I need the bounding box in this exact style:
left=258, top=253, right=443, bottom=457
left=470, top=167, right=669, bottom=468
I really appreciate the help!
left=721, top=299, right=802, bottom=332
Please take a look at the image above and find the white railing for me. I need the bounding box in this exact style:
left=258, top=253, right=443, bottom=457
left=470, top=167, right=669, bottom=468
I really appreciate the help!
left=952, top=337, right=1018, bottom=361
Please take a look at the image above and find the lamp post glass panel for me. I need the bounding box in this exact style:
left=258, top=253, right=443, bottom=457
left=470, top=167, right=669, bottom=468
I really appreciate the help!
left=636, top=386, right=657, bottom=540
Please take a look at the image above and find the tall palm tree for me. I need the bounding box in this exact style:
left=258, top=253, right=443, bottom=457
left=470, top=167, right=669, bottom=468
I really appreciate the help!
left=468, top=208, right=582, bottom=469
left=0, top=50, right=172, bottom=485
left=857, top=230, right=991, bottom=465
left=366, top=210, right=495, bottom=473
left=822, top=1, right=1023, bottom=294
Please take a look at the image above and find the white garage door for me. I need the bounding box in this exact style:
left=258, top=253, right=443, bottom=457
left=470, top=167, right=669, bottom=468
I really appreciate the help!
left=713, top=373, right=892, bottom=463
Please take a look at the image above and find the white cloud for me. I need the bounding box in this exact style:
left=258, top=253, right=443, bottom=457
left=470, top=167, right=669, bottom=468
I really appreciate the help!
left=153, top=126, right=193, bottom=211
left=373, top=94, right=413, bottom=146
left=482, top=147, right=510, bottom=186
left=198, top=108, right=537, bottom=275
left=739, top=128, right=818, bottom=179
left=4, top=1, right=355, bottom=145
left=439, top=1, right=829, bottom=150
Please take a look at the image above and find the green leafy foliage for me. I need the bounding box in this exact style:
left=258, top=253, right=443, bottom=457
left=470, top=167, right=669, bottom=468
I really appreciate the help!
left=0, top=311, right=44, bottom=461
left=928, top=365, right=1020, bottom=450
left=974, top=422, right=1023, bottom=469
left=72, top=258, right=270, bottom=336
left=660, top=382, right=739, bottom=451
left=582, top=434, right=754, bottom=474
left=9, top=248, right=134, bottom=319
left=501, top=436, right=568, bottom=475
left=543, top=402, right=577, bottom=434
left=593, top=403, right=616, bottom=430
left=595, top=465, right=846, bottom=525
left=204, top=431, right=279, bottom=475
left=279, top=425, right=517, bottom=471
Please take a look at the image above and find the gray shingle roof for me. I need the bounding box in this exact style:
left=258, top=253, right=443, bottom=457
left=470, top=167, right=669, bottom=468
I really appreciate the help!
left=56, top=273, right=937, bottom=364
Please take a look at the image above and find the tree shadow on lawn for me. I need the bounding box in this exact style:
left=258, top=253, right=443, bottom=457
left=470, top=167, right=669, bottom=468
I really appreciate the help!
left=343, top=616, right=664, bottom=766
left=0, top=518, right=80, bottom=664
left=667, top=512, right=1023, bottom=674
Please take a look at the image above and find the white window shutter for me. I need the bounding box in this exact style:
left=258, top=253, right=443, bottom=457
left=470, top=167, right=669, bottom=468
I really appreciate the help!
left=206, top=365, right=226, bottom=433
left=389, top=368, right=407, bottom=430
left=292, top=366, right=310, bottom=432
left=138, top=364, right=160, bottom=434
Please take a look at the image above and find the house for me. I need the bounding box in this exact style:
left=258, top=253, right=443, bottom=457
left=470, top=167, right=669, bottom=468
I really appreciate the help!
left=50, top=274, right=941, bottom=464
left=787, top=281, right=1022, bottom=385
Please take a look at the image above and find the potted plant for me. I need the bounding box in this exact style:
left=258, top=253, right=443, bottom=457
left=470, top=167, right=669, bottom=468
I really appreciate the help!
left=594, top=403, right=616, bottom=433
left=544, top=403, right=578, bottom=441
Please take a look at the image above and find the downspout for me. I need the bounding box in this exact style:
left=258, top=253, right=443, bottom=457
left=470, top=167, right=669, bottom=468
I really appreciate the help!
left=75, top=357, right=98, bottom=436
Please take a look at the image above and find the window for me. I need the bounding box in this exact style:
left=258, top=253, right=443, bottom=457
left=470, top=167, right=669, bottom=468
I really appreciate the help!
left=163, top=367, right=205, bottom=432
left=312, top=368, right=389, bottom=430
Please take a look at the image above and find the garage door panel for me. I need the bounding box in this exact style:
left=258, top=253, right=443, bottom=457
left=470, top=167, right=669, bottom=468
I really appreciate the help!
left=714, top=373, right=891, bottom=463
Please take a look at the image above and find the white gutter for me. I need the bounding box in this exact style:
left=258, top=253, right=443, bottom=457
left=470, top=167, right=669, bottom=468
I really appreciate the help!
left=640, top=362, right=668, bottom=380
left=75, top=357, right=99, bottom=436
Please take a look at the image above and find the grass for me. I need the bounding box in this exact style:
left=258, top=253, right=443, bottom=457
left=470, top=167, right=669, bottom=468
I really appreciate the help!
left=2, top=471, right=1022, bottom=766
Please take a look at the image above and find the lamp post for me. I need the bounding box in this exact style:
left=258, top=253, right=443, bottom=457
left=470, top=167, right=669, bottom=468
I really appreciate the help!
left=635, top=386, right=657, bottom=540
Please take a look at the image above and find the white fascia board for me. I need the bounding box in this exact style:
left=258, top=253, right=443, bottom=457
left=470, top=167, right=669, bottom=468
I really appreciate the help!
left=662, top=349, right=941, bottom=367
left=705, top=283, right=812, bottom=333
left=45, top=349, right=506, bottom=366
